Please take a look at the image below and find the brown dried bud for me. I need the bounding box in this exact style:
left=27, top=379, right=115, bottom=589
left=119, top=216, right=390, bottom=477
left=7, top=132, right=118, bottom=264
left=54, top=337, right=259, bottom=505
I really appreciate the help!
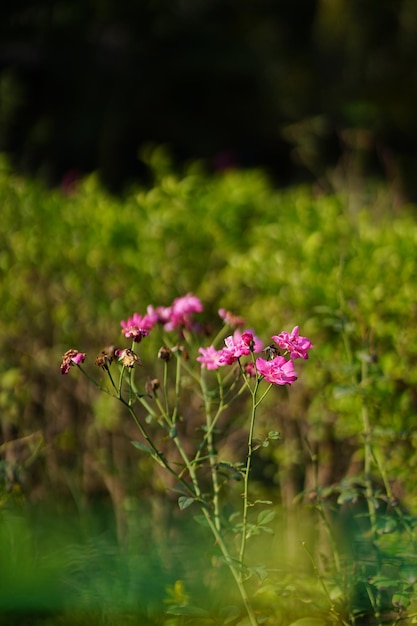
left=145, top=378, right=160, bottom=395
left=158, top=346, right=172, bottom=362
left=172, top=345, right=188, bottom=361
left=95, top=345, right=118, bottom=369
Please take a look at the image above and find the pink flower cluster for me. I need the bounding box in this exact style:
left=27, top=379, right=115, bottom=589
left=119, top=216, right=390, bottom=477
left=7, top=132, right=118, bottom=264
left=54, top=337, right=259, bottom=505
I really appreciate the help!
left=198, top=324, right=313, bottom=386
left=60, top=294, right=313, bottom=387
left=120, top=293, right=203, bottom=341
left=197, top=330, right=262, bottom=369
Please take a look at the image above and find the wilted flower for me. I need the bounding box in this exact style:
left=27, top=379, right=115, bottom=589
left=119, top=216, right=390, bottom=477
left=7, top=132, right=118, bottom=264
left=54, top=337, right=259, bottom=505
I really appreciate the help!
left=158, top=346, right=172, bottom=362
left=272, top=326, right=313, bottom=360
left=95, top=345, right=118, bottom=369
left=255, top=355, right=297, bottom=385
left=115, top=348, right=141, bottom=368
left=60, top=349, right=86, bottom=375
left=145, top=378, right=160, bottom=395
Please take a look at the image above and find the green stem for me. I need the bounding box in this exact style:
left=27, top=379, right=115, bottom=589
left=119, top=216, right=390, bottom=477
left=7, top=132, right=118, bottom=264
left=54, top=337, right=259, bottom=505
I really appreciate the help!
left=172, top=350, right=181, bottom=423
left=239, top=374, right=260, bottom=575
left=304, top=437, right=342, bottom=575
left=360, top=357, right=378, bottom=543
left=163, top=359, right=170, bottom=416
left=201, top=507, right=259, bottom=626
left=201, top=371, right=221, bottom=531
left=122, top=399, right=195, bottom=497
left=158, top=387, right=258, bottom=626
left=302, top=541, right=349, bottom=625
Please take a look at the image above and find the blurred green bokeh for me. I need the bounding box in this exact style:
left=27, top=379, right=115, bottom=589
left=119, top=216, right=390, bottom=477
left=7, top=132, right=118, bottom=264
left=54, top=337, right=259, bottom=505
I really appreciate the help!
left=1, top=154, right=417, bottom=622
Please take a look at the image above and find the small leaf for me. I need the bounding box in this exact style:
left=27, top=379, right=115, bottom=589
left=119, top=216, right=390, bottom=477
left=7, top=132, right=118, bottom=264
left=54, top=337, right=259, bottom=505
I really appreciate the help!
left=369, top=575, right=400, bottom=589
left=131, top=441, right=152, bottom=454
left=257, top=509, right=276, bottom=526
left=193, top=515, right=209, bottom=527
left=247, top=565, right=269, bottom=582
left=178, top=496, right=195, bottom=511
left=268, top=431, right=280, bottom=440
left=392, top=592, right=411, bottom=609
left=336, top=488, right=359, bottom=504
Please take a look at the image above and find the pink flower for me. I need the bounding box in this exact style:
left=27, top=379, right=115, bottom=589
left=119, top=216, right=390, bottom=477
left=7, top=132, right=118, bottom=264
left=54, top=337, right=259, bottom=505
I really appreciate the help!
left=197, top=346, right=225, bottom=370
left=219, top=332, right=253, bottom=365
left=244, top=362, right=257, bottom=377
left=162, top=293, right=203, bottom=331
left=120, top=306, right=158, bottom=342
left=218, top=308, right=246, bottom=327
left=60, top=349, right=86, bottom=375
left=272, top=326, right=313, bottom=360
left=255, top=356, right=298, bottom=385
left=213, top=329, right=263, bottom=366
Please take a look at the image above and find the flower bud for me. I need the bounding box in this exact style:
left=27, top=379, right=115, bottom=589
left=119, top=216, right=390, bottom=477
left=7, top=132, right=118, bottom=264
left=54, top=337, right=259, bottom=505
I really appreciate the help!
left=145, top=378, right=160, bottom=395
left=158, top=346, right=172, bottom=362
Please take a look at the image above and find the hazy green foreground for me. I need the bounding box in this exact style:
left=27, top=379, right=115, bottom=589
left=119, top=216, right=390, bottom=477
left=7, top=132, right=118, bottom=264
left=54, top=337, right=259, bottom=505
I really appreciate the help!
left=1, top=153, right=417, bottom=625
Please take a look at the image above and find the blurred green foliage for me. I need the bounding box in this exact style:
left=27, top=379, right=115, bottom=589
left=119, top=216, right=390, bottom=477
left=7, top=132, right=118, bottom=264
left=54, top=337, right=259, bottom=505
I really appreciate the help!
left=1, top=151, right=417, bottom=497
left=1, top=154, right=417, bottom=622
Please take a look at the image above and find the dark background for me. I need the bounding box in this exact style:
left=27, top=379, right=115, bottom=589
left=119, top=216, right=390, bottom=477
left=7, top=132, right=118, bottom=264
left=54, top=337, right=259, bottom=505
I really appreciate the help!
left=1, top=0, right=417, bottom=194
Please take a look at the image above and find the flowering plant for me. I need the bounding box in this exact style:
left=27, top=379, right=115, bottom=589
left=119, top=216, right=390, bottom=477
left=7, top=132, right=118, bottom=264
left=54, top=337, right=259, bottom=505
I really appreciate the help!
left=60, top=294, right=313, bottom=625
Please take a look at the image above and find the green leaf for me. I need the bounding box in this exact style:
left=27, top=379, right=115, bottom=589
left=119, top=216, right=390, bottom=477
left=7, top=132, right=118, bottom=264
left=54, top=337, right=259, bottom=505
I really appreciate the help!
left=336, top=488, right=359, bottom=504
left=178, top=496, right=195, bottom=511
left=268, top=431, right=280, bottom=440
left=392, top=592, right=411, bottom=609
left=257, top=509, right=276, bottom=526
left=370, top=575, right=400, bottom=589
left=131, top=441, right=152, bottom=454
left=247, top=565, right=269, bottom=582
left=193, top=514, right=209, bottom=527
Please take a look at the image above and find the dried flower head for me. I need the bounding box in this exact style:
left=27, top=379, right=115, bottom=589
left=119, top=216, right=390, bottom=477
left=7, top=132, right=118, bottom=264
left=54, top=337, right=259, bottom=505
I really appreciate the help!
left=60, top=349, right=86, bottom=375
left=158, top=346, right=172, bottom=362
left=114, top=348, right=141, bottom=368
left=145, top=378, right=160, bottom=395
left=95, top=345, right=118, bottom=369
